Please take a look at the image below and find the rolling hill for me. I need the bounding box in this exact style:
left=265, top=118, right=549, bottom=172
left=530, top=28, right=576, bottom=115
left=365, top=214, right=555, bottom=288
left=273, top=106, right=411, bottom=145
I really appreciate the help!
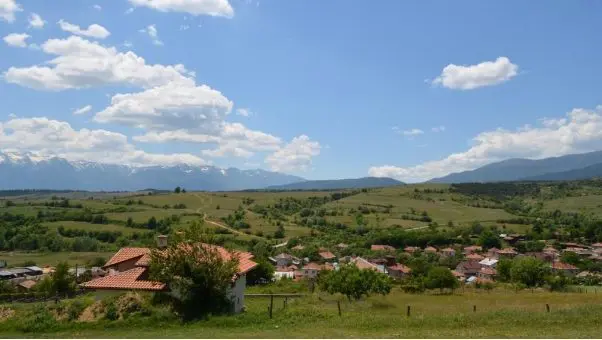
left=520, top=162, right=602, bottom=181
left=265, top=177, right=404, bottom=190
left=429, top=150, right=602, bottom=183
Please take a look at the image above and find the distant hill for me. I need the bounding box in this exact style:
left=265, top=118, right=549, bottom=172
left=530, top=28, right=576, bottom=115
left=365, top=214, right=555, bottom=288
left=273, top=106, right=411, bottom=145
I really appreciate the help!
left=265, top=177, right=403, bottom=190
left=429, top=150, right=602, bottom=183
left=520, top=162, right=602, bottom=181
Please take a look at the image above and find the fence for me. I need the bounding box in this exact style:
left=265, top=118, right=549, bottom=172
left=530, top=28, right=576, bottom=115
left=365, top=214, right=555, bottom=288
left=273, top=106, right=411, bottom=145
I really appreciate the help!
left=0, top=288, right=87, bottom=304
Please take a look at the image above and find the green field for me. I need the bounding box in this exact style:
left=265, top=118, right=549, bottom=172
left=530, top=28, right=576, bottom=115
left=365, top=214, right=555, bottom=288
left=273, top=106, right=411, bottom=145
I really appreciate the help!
left=42, top=221, right=136, bottom=234
left=0, top=251, right=113, bottom=267
left=3, top=289, right=602, bottom=338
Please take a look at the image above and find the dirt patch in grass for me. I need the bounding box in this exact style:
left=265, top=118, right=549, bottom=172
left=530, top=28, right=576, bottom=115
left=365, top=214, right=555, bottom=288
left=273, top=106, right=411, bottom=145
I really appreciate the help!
left=0, top=306, right=15, bottom=321
left=78, top=301, right=104, bottom=322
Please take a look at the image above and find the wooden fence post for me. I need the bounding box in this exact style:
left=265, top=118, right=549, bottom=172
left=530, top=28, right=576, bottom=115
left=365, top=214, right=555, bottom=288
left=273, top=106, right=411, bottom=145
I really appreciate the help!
left=337, top=301, right=341, bottom=316
left=473, top=305, right=476, bottom=313
left=406, top=305, right=411, bottom=317
left=269, top=294, right=274, bottom=319
left=546, top=304, right=550, bottom=313
left=284, top=297, right=288, bottom=309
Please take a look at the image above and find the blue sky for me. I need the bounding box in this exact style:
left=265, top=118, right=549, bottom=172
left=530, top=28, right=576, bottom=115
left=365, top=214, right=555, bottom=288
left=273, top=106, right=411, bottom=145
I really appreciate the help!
left=1, top=0, right=601, bottom=182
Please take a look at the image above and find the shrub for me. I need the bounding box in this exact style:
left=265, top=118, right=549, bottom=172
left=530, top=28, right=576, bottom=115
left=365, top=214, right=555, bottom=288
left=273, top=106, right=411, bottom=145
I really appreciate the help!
left=105, top=302, right=119, bottom=321
left=16, top=305, right=59, bottom=333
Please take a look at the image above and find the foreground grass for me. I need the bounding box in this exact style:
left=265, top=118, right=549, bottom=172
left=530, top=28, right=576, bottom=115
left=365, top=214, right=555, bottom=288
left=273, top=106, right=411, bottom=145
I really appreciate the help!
left=4, top=289, right=602, bottom=338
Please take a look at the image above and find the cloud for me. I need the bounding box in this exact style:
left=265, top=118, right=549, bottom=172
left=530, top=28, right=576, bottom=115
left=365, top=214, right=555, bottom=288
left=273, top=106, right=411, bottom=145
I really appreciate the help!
left=3, top=32, right=30, bottom=47
left=58, top=20, right=111, bottom=39
left=73, top=105, right=92, bottom=115
left=393, top=127, right=424, bottom=137
left=28, top=13, right=45, bottom=29
left=94, top=82, right=233, bottom=131
left=265, top=135, right=321, bottom=172
left=93, top=4, right=102, bottom=10
left=431, top=126, right=446, bottom=133
left=128, top=0, right=234, bottom=18
left=369, top=105, right=602, bottom=183
left=139, top=24, right=163, bottom=45
left=0, top=117, right=208, bottom=166
left=4, top=35, right=193, bottom=90
left=432, top=57, right=518, bottom=90
left=125, top=7, right=135, bottom=14
left=0, top=0, right=21, bottom=22
left=236, top=108, right=252, bottom=117
left=179, top=24, right=190, bottom=31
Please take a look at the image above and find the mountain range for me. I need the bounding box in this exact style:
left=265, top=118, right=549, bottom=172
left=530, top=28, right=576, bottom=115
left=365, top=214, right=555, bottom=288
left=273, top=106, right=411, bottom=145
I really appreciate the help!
left=0, top=152, right=303, bottom=191
left=429, top=150, right=602, bottom=183
left=265, top=177, right=404, bottom=190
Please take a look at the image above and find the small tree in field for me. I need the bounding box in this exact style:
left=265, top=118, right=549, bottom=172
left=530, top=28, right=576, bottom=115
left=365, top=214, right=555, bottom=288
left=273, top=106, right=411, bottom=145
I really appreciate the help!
left=149, top=223, right=239, bottom=320
left=425, top=267, right=459, bottom=293
left=510, top=256, right=549, bottom=288
left=318, top=264, right=392, bottom=301
left=174, top=186, right=181, bottom=194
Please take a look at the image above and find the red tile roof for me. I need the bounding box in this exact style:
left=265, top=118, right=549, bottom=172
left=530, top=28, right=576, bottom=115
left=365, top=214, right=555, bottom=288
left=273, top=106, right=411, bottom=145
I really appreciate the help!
left=480, top=267, right=497, bottom=275
left=551, top=261, right=578, bottom=270
left=303, top=262, right=323, bottom=271
left=135, top=253, right=151, bottom=267
left=466, top=253, right=485, bottom=260
left=319, top=251, right=336, bottom=260
left=103, top=247, right=150, bottom=268
left=388, top=263, right=411, bottom=274
left=592, top=243, right=602, bottom=248
left=464, top=245, right=482, bottom=252
left=351, top=257, right=380, bottom=271
left=18, top=280, right=37, bottom=289
left=404, top=246, right=419, bottom=253
left=451, top=270, right=464, bottom=278
left=441, top=247, right=455, bottom=252
left=372, top=245, right=395, bottom=252
left=498, top=248, right=518, bottom=255
left=82, top=267, right=166, bottom=291
left=424, top=246, right=437, bottom=253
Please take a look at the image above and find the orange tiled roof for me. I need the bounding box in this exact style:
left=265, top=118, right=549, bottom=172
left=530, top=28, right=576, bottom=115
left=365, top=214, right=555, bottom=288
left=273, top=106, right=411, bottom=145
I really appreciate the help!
left=441, top=247, right=455, bottom=252
left=351, top=257, right=380, bottom=271
left=372, top=245, right=395, bottom=252
left=552, top=261, right=578, bottom=270
left=103, top=247, right=150, bottom=268
left=425, top=246, right=437, bottom=253
left=319, top=251, right=336, bottom=260
left=388, top=263, right=411, bottom=274
left=303, top=262, right=323, bottom=271
left=498, top=248, right=518, bottom=255
left=466, top=253, right=485, bottom=260
left=82, top=267, right=166, bottom=291
left=480, top=267, right=497, bottom=275
left=135, top=253, right=151, bottom=267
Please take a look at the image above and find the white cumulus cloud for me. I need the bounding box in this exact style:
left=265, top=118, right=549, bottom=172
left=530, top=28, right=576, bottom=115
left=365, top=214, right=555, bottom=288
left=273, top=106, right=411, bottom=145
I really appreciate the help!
left=369, top=105, right=602, bottom=183
left=128, top=0, right=234, bottom=18
left=93, top=4, right=102, bottom=10
left=73, top=105, right=92, bottom=115
left=139, top=24, right=163, bottom=45
left=432, top=57, right=518, bottom=90
left=431, top=126, right=446, bottom=133
left=265, top=135, right=321, bottom=172
left=236, top=108, right=252, bottom=117
left=3, top=35, right=193, bottom=90
left=28, top=13, right=45, bottom=29
left=58, top=20, right=111, bottom=39
left=3, top=32, right=30, bottom=47
left=0, top=0, right=21, bottom=22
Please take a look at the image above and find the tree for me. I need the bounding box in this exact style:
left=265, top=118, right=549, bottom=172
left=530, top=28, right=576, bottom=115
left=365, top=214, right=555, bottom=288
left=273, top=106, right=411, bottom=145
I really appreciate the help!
left=182, top=188, right=187, bottom=193
left=246, top=259, right=274, bottom=285
left=510, top=256, right=549, bottom=288
left=148, top=216, right=158, bottom=229
left=126, top=217, right=134, bottom=228
left=318, top=264, right=392, bottom=301
left=174, top=186, right=181, bottom=194
left=496, top=258, right=513, bottom=282
left=274, top=225, right=285, bottom=239
left=52, top=262, right=76, bottom=296
left=425, top=267, right=459, bottom=293
left=478, top=230, right=501, bottom=249
left=149, top=224, right=239, bottom=320
left=546, top=272, right=570, bottom=292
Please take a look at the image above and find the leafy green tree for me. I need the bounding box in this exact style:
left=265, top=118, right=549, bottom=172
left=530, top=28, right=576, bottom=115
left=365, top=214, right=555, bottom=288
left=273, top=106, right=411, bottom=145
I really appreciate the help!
left=496, top=258, right=513, bottom=282
left=52, top=262, right=76, bottom=296
left=478, top=230, right=501, bottom=249
left=126, top=217, right=134, bottom=228
left=174, top=186, right=181, bottom=194
left=246, top=258, right=274, bottom=285
left=149, top=224, right=239, bottom=320
left=561, top=251, right=581, bottom=266
left=510, top=256, right=549, bottom=288
left=318, top=264, right=392, bottom=301
left=546, top=272, right=570, bottom=292
left=425, top=267, right=459, bottom=293
left=147, top=216, right=158, bottom=230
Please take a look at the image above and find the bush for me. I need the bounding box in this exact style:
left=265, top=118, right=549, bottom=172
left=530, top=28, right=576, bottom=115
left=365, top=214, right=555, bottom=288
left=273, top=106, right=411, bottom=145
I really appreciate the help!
left=67, top=300, right=87, bottom=321
left=16, top=305, right=59, bottom=333
left=105, top=302, right=119, bottom=321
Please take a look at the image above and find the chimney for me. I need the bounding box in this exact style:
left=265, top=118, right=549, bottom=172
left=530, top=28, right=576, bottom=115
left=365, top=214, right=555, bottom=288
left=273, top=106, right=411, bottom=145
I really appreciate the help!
left=157, top=234, right=168, bottom=249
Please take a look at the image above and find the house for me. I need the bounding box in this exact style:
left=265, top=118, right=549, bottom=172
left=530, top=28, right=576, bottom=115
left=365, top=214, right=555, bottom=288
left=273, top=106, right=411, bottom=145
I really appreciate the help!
left=270, top=253, right=300, bottom=267
left=301, top=262, right=323, bottom=280
left=466, top=253, right=485, bottom=261
left=349, top=257, right=386, bottom=274
left=591, top=243, right=602, bottom=250
left=551, top=261, right=579, bottom=277
left=424, top=246, right=437, bottom=254
left=463, top=246, right=482, bottom=255
left=478, top=258, right=498, bottom=268
left=503, top=234, right=524, bottom=244
left=543, top=247, right=559, bottom=255
left=17, top=279, right=37, bottom=292
left=371, top=245, right=396, bottom=252
left=318, top=251, right=337, bottom=262
left=486, top=247, right=500, bottom=259
left=451, top=270, right=465, bottom=282
left=440, top=247, right=456, bottom=257
left=478, top=267, right=497, bottom=281
left=455, top=261, right=482, bottom=277
left=497, top=248, right=518, bottom=258
left=404, top=246, right=420, bottom=254
left=83, top=239, right=258, bottom=314
left=387, top=263, right=411, bottom=280
left=0, top=270, right=16, bottom=281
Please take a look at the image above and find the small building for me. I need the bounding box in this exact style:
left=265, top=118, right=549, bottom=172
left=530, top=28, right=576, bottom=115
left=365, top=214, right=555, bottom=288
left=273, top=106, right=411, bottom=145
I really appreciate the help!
left=466, top=253, right=485, bottom=261
left=17, top=279, right=37, bottom=292
left=270, top=253, right=300, bottom=267
left=387, top=263, right=411, bottom=280
left=424, top=246, right=437, bottom=254
left=486, top=247, right=500, bottom=259
left=478, top=267, right=497, bottom=281
left=404, top=246, right=420, bottom=254
left=591, top=243, right=602, bottom=250
left=349, top=257, right=386, bottom=274
left=478, top=258, right=498, bottom=268
left=318, top=251, right=337, bottom=262
left=463, top=245, right=482, bottom=255
left=371, top=244, right=396, bottom=252
left=497, top=248, right=518, bottom=258
left=551, top=261, right=579, bottom=277
left=0, top=270, right=16, bottom=281
left=525, top=252, right=554, bottom=262
left=440, top=247, right=456, bottom=257
left=455, top=261, right=482, bottom=277
left=451, top=270, right=465, bottom=282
